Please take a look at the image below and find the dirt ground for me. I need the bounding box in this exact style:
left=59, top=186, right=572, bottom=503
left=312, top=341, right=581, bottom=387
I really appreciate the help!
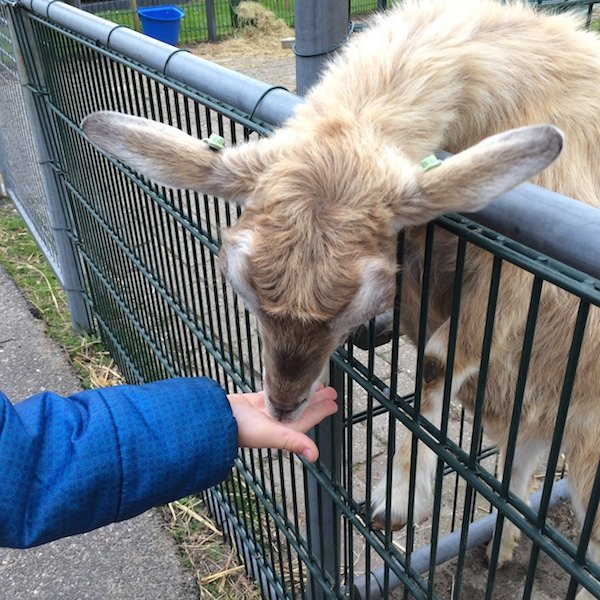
left=187, top=9, right=297, bottom=93
left=431, top=503, right=582, bottom=600
left=178, top=21, right=588, bottom=600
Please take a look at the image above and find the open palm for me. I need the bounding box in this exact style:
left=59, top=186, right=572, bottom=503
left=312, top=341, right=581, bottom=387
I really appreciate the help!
left=227, top=385, right=338, bottom=462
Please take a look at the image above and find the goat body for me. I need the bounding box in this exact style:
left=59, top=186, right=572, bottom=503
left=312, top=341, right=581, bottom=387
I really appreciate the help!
left=82, top=1, right=600, bottom=593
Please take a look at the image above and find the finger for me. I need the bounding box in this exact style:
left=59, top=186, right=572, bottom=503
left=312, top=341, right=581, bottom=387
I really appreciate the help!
left=234, top=406, right=322, bottom=461
left=258, top=423, right=319, bottom=462
left=286, top=395, right=338, bottom=434
left=305, top=385, right=337, bottom=407
left=245, top=391, right=266, bottom=409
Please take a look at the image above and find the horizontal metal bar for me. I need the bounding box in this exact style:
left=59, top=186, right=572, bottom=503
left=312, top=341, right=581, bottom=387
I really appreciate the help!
left=466, top=182, right=600, bottom=282
left=19, top=0, right=301, bottom=127
left=429, top=150, right=600, bottom=283
left=535, top=0, right=600, bottom=6
left=351, top=478, right=572, bottom=600
left=330, top=349, right=600, bottom=585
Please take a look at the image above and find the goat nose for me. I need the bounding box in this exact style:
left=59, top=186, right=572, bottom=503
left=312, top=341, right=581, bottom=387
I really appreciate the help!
left=270, top=398, right=307, bottom=421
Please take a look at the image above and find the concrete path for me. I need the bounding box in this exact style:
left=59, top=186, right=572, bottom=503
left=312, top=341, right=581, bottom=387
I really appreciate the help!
left=0, top=266, right=198, bottom=600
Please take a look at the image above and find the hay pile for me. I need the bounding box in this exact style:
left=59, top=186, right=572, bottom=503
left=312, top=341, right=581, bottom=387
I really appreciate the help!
left=191, top=1, right=294, bottom=61
left=233, top=1, right=292, bottom=41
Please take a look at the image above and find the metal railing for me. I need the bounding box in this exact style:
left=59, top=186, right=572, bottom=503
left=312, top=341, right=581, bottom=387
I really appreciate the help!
left=2, top=1, right=600, bottom=598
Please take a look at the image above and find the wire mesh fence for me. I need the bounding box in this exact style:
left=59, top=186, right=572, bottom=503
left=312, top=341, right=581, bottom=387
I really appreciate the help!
left=84, top=0, right=251, bottom=44
left=75, top=0, right=600, bottom=46
left=0, top=2, right=61, bottom=279
left=78, top=0, right=384, bottom=45
left=3, top=0, right=600, bottom=599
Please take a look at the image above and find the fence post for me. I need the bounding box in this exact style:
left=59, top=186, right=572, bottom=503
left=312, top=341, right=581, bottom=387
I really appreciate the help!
left=294, top=0, right=350, bottom=95
left=294, top=3, right=350, bottom=597
left=7, top=6, right=91, bottom=333
left=206, top=0, right=217, bottom=42
left=304, top=362, right=345, bottom=599
left=229, top=0, right=240, bottom=28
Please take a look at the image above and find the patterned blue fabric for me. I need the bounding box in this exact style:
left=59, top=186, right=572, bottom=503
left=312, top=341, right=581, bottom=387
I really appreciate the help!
left=0, top=377, right=238, bottom=548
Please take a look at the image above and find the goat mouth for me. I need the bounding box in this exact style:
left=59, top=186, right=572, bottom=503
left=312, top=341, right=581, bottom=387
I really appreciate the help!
left=263, top=376, right=325, bottom=421
left=265, top=395, right=309, bottom=422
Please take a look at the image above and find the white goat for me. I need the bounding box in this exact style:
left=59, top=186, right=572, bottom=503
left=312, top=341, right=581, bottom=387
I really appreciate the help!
left=83, top=0, right=600, bottom=594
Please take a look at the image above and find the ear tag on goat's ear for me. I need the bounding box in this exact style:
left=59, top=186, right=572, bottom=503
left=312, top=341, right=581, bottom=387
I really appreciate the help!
left=202, top=134, right=225, bottom=151
left=420, top=155, right=442, bottom=172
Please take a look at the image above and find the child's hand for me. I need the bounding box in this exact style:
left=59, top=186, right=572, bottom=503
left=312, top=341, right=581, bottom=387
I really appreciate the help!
left=227, top=385, right=338, bottom=462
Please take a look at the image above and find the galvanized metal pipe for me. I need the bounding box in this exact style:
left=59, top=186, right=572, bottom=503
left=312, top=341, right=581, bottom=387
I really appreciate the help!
left=292, top=3, right=352, bottom=597
left=351, top=477, right=572, bottom=600
left=19, top=0, right=302, bottom=127
left=466, top=181, right=600, bottom=281
left=304, top=362, right=346, bottom=600
left=294, top=0, right=350, bottom=95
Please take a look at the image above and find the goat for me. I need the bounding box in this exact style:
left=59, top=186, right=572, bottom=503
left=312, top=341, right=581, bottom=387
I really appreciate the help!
left=82, top=0, right=600, bottom=594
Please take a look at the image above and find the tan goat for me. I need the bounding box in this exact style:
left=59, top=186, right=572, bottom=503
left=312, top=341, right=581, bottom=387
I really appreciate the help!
left=82, top=0, right=600, bottom=594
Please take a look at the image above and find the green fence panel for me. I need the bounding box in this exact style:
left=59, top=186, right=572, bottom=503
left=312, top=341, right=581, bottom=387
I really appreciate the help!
left=0, top=3, right=59, bottom=274
left=79, top=0, right=600, bottom=45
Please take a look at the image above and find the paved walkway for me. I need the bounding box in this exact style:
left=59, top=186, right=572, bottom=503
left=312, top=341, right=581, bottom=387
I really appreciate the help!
left=0, top=266, right=198, bottom=600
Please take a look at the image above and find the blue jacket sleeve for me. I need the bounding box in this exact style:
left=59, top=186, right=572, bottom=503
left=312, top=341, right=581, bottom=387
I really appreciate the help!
left=0, top=377, right=238, bottom=549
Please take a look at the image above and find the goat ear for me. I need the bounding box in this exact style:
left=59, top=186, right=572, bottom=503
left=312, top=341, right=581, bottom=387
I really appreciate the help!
left=82, top=111, right=269, bottom=204
left=399, top=125, right=563, bottom=227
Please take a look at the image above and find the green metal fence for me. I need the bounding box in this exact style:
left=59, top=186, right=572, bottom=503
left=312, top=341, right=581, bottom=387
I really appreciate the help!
left=0, top=3, right=58, bottom=275
left=78, top=0, right=599, bottom=46
left=2, top=1, right=600, bottom=599
left=0, top=0, right=90, bottom=329
left=86, top=0, right=262, bottom=44
left=80, top=0, right=386, bottom=45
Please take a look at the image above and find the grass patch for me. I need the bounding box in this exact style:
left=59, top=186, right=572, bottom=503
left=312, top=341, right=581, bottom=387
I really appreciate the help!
left=0, top=196, right=121, bottom=388
left=163, top=495, right=262, bottom=598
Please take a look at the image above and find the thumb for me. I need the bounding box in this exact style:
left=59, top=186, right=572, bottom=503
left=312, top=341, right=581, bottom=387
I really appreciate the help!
left=278, top=428, right=320, bottom=462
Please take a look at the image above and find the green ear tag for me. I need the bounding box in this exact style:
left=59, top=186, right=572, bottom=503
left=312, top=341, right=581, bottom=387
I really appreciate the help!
left=420, top=154, right=442, bottom=172
left=203, top=134, right=225, bottom=151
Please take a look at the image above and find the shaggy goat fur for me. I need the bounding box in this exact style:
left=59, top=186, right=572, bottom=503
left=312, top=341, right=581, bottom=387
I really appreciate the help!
left=82, top=0, right=600, bottom=592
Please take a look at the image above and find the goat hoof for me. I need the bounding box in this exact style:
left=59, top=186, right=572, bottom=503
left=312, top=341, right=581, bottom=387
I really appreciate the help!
left=485, top=538, right=516, bottom=569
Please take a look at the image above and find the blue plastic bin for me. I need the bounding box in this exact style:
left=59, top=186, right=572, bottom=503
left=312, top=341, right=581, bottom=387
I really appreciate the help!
left=137, top=5, right=185, bottom=46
